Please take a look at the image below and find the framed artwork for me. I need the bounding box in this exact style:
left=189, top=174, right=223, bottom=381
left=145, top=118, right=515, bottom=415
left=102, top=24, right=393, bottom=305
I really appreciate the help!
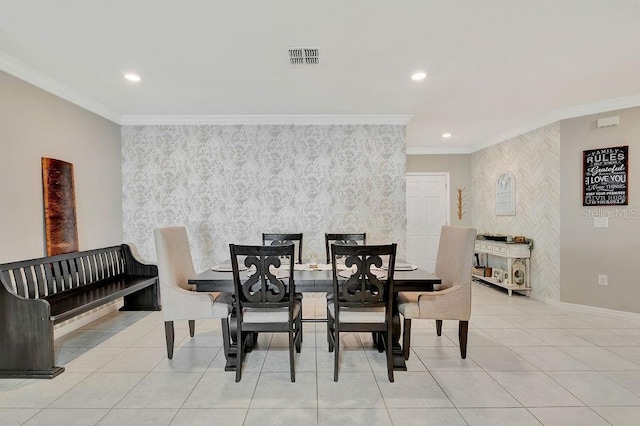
left=496, top=172, right=515, bottom=215
left=583, top=146, right=628, bottom=206
left=42, top=157, right=79, bottom=255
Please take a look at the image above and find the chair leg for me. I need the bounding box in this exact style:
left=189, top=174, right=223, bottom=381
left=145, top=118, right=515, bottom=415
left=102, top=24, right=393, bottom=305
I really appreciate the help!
left=247, top=332, right=257, bottom=351
left=403, top=318, right=412, bottom=360
left=295, top=315, right=302, bottom=354
left=297, top=314, right=303, bottom=348
left=334, top=327, right=340, bottom=382
left=299, top=309, right=303, bottom=343
left=326, top=306, right=331, bottom=344
left=376, top=332, right=384, bottom=353
left=188, top=320, right=195, bottom=337
left=289, top=327, right=296, bottom=383
left=459, top=320, right=469, bottom=359
left=327, top=309, right=334, bottom=352
left=436, top=319, right=443, bottom=336
left=164, top=321, right=175, bottom=359
left=235, top=325, right=243, bottom=382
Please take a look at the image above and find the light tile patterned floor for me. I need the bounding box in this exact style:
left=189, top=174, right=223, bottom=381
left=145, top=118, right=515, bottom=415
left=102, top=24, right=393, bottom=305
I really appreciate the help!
left=1, top=283, right=640, bottom=425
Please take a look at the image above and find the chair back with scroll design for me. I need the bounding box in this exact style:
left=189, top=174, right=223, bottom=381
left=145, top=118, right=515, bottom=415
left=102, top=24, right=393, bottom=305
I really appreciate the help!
left=328, top=243, right=396, bottom=382
left=324, top=233, right=366, bottom=264
left=262, top=233, right=303, bottom=264
left=229, top=243, right=302, bottom=382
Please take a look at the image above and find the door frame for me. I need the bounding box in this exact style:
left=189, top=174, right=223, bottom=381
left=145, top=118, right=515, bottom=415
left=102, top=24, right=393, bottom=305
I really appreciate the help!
left=406, top=172, right=451, bottom=226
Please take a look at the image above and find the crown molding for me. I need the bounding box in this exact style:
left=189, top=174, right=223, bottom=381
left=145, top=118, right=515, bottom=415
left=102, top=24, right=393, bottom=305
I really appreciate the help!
left=471, top=93, right=640, bottom=152
left=3, top=46, right=639, bottom=145
left=406, top=146, right=474, bottom=155
left=120, top=114, right=412, bottom=126
left=0, top=51, right=121, bottom=124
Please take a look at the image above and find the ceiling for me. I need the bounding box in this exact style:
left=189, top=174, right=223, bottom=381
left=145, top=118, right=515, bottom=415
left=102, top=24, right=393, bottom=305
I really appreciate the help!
left=2, top=0, right=640, bottom=152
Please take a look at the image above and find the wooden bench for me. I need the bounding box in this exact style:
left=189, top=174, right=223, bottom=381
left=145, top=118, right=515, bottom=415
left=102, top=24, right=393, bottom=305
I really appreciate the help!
left=0, top=244, right=160, bottom=379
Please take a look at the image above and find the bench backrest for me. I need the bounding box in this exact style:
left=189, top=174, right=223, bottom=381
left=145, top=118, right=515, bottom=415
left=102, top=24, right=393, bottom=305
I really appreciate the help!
left=0, top=245, right=130, bottom=300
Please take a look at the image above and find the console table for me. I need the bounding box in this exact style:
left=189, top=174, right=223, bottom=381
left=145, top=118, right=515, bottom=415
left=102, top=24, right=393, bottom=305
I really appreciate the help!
left=474, top=240, right=531, bottom=296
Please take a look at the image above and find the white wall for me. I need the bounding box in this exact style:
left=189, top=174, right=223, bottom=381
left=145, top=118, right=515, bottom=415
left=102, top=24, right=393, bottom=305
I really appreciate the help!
left=471, top=123, right=561, bottom=301
left=122, top=124, right=406, bottom=271
left=0, top=71, right=123, bottom=263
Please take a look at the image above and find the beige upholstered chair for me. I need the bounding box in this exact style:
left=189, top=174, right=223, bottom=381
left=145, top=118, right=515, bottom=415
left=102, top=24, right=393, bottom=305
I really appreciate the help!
left=154, top=226, right=232, bottom=359
left=398, top=226, right=477, bottom=359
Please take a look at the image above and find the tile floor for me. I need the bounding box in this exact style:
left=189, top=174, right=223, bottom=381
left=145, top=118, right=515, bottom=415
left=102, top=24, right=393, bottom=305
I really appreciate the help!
left=1, top=282, right=640, bottom=425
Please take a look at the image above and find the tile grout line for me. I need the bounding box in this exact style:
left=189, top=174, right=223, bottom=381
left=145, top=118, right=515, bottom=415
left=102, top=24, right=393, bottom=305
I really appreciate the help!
left=44, top=312, right=160, bottom=424
left=241, top=332, right=272, bottom=425
left=171, top=345, right=222, bottom=424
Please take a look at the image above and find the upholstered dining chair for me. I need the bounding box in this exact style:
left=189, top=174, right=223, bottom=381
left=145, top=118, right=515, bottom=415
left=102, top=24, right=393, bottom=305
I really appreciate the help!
left=154, top=226, right=233, bottom=359
left=262, top=233, right=303, bottom=264
left=398, top=226, right=476, bottom=360
left=324, top=233, right=366, bottom=264
left=230, top=243, right=302, bottom=382
left=327, top=243, right=397, bottom=382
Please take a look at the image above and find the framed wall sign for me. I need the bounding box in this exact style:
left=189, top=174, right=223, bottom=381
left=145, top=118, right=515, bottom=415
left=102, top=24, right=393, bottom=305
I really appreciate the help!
left=583, top=145, right=628, bottom=206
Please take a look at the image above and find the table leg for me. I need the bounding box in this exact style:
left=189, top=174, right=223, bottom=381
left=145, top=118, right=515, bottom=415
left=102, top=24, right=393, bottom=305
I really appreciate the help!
left=222, top=314, right=238, bottom=372
left=391, top=294, right=407, bottom=371
left=221, top=309, right=256, bottom=371
left=224, top=296, right=409, bottom=372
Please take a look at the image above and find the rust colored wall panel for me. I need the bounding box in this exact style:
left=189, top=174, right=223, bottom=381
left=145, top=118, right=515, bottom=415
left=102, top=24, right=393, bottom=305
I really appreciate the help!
left=42, top=157, right=78, bottom=255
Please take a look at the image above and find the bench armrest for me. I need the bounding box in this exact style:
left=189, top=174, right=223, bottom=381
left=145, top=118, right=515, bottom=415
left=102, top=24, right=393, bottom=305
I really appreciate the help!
left=0, top=275, right=58, bottom=377
left=121, top=244, right=158, bottom=277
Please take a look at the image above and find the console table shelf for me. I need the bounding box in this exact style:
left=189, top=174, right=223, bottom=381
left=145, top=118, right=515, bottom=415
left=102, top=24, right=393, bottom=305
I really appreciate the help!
left=472, top=274, right=531, bottom=296
left=474, top=240, right=531, bottom=296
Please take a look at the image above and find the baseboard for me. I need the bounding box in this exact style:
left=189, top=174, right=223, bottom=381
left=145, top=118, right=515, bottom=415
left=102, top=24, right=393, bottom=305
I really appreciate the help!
left=54, top=301, right=124, bottom=337
left=0, top=366, right=65, bottom=379
left=537, top=295, right=640, bottom=320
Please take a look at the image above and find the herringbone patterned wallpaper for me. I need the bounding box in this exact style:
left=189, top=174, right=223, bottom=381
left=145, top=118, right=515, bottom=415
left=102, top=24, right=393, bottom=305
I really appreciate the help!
left=471, top=123, right=561, bottom=300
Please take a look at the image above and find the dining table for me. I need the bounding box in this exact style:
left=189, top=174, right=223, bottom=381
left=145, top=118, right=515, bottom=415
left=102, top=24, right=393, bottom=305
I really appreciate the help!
left=189, top=262, right=441, bottom=371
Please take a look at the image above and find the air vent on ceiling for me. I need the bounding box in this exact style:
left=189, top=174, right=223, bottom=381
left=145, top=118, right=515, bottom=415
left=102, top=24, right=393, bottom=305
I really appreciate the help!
left=288, top=47, right=320, bottom=65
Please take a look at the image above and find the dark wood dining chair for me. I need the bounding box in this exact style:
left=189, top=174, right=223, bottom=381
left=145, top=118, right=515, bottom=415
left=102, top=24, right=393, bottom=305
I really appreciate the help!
left=327, top=243, right=397, bottom=382
left=262, top=233, right=303, bottom=264
left=324, top=233, right=367, bottom=264
left=229, top=243, right=302, bottom=382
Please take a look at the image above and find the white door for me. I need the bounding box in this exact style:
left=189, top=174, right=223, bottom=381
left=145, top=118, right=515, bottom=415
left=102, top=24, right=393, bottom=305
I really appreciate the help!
left=406, top=173, right=449, bottom=272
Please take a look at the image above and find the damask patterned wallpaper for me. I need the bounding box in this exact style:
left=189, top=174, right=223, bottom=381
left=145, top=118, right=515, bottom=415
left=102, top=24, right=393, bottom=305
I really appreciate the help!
left=122, top=125, right=406, bottom=271
left=471, top=123, right=561, bottom=300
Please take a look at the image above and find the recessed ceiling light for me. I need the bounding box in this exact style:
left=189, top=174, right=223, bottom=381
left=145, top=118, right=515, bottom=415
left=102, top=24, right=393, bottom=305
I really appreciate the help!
left=411, top=71, right=427, bottom=81
left=442, top=133, right=452, bottom=138
left=124, top=73, right=141, bottom=82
